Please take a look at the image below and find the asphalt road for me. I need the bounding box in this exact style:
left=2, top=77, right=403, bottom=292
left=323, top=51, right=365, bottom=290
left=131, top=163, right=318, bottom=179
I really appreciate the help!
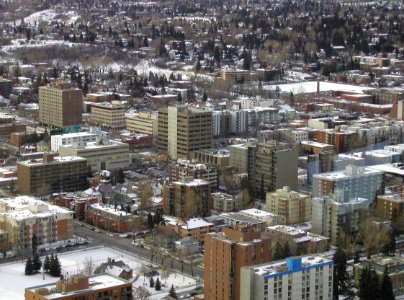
left=73, top=221, right=204, bottom=279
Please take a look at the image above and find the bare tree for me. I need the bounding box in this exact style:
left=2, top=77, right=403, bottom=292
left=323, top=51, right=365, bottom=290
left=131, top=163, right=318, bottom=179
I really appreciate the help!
left=357, top=219, right=390, bottom=259
left=133, top=286, right=151, bottom=300
left=160, top=265, right=172, bottom=284
left=82, top=256, right=94, bottom=276
left=137, top=180, right=153, bottom=227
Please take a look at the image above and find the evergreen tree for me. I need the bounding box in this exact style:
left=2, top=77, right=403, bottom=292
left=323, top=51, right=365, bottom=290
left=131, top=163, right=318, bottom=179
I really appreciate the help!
left=44, top=254, right=50, bottom=272
left=168, top=284, right=177, bottom=299
left=273, top=241, right=284, bottom=261
left=25, top=258, right=34, bottom=275
left=149, top=276, right=155, bottom=287
left=32, top=234, right=38, bottom=255
left=155, top=277, right=161, bottom=290
left=177, top=93, right=182, bottom=102
left=380, top=266, right=395, bottom=300
left=147, top=213, right=155, bottom=229
left=283, top=242, right=291, bottom=258
left=32, top=253, right=42, bottom=272
left=195, top=59, right=201, bottom=71
left=50, top=255, right=62, bottom=277
left=333, top=247, right=349, bottom=299
left=359, top=267, right=380, bottom=300
left=383, top=229, right=396, bottom=256
left=202, top=91, right=208, bottom=102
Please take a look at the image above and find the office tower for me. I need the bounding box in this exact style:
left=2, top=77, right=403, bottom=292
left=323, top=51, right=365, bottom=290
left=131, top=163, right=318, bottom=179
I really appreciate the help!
left=158, top=105, right=212, bottom=159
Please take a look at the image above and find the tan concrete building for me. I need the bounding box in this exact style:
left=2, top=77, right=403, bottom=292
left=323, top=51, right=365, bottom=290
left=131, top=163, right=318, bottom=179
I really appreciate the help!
left=266, top=186, right=312, bottom=225
left=255, top=140, right=298, bottom=199
left=168, top=159, right=218, bottom=188
left=39, top=82, right=82, bottom=132
left=376, top=192, right=404, bottom=221
left=204, top=226, right=270, bottom=300
left=91, top=101, right=125, bottom=129
left=25, top=274, right=132, bottom=300
left=354, top=256, right=404, bottom=297
left=158, top=105, right=212, bottom=159
left=0, top=196, right=73, bottom=250
left=126, top=111, right=158, bottom=135
left=58, top=139, right=129, bottom=172
left=17, top=153, right=88, bottom=195
left=163, top=216, right=214, bottom=242
left=192, top=148, right=230, bottom=167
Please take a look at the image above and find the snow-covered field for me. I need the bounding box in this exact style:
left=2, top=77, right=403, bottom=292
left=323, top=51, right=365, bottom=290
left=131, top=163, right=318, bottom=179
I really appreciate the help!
left=0, top=246, right=198, bottom=300
left=10, top=9, right=80, bottom=26
left=263, top=81, right=375, bottom=94
left=1, top=39, right=79, bottom=53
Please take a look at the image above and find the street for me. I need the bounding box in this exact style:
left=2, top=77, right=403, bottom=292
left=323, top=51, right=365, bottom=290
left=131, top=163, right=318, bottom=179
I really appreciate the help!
left=73, top=221, right=204, bottom=279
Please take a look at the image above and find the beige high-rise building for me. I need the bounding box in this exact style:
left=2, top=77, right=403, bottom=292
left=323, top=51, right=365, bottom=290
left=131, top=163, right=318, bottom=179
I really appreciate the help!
left=90, top=101, right=125, bottom=129
left=158, top=105, right=212, bottom=159
left=126, top=111, right=158, bottom=135
left=39, top=82, right=82, bottom=132
left=266, top=186, right=312, bottom=225
left=255, top=140, right=298, bottom=199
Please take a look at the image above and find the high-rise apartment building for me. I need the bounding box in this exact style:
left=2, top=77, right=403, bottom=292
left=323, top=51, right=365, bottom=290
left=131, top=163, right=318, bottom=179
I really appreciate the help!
left=311, top=192, right=371, bottom=245
left=162, top=178, right=212, bottom=218
left=312, top=165, right=384, bottom=201
left=240, top=255, right=334, bottom=300
left=255, top=140, right=298, bottom=199
left=39, top=82, right=82, bottom=132
left=158, top=105, right=212, bottom=159
left=90, top=101, right=126, bottom=129
left=376, top=192, right=404, bottom=220
left=17, top=153, right=88, bottom=195
left=204, top=226, right=270, bottom=300
left=266, top=186, right=312, bottom=225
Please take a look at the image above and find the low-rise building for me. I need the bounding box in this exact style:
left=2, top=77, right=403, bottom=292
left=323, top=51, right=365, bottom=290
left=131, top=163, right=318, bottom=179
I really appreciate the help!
left=220, top=209, right=285, bottom=231
left=58, top=139, right=129, bottom=172
left=354, top=256, right=404, bottom=297
left=191, top=148, right=230, bottom=167
left=212, top=192, right=235, bottom=212
left=24, top=274, right=132, bottom=300
left=0, top=196, right=73, bottom=250
left=240, top=255, right=334, bottom=300
left=85, top=203, right=135, bottom=233
left=164, top=217, right=214, bottom=242
left=266, top=225, right=329, bottom=254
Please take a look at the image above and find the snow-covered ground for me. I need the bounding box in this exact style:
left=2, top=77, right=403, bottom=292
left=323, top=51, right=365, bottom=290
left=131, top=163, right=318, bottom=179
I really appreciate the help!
left=263, top=81, right=375, bottom=94
left=1, top=39, right=80, bottom=53
left=10, top=9, right=80, bottom=27
left=0, top=246, right=198, bottom=300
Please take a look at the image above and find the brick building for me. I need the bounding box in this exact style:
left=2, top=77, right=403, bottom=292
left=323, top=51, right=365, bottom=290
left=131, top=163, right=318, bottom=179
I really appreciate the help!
left=204, top=226, right=270, bottom=300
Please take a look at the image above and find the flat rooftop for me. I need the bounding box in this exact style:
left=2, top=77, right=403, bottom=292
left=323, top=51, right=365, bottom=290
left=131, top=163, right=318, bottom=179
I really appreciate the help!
left=25, top=274, right=129, bottom=299
left=251, top=255, right=332, bottom=278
